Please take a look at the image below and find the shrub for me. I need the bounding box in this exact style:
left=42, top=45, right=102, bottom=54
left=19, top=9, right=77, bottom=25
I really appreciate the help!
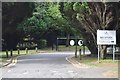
left=38, top=39, right=47, bottom=49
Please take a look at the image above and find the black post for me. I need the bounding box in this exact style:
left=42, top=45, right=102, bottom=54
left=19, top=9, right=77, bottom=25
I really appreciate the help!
left=6, top=50, right=9, bottom=58
left=10, top=49, right=13, bottom=56
left=18, top=49, right=20, bottom=55
left=83, top=45, right=85, bottom=55
left=56, top=38, right=58, bottom=51
left=79, top=49, right=82, bottom=60
left=52, top=43, right=54, bottom=50
left=75, top=37, right=77, bottom=58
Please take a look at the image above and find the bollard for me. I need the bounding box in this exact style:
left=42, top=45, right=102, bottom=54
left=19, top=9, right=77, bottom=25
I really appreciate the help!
left=18, top=49, right=20, bottom=55
left=6, top=50, right=9, bottom=58
left=10, top=49, right=13, bottom=56
left=25, top=48, right=28, bottom=54
left=79, top=49, right=82, bottom=60
left=35, top=47, right=38, bottom=52
left=52, top=44, right=54, bottom=50
left=83, top=46, right=85, bottom=56
left=75, top=49, right=77, bottom=58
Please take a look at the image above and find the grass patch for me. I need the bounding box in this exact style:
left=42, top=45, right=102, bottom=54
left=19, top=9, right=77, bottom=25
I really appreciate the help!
left=0, top=49, right=56, bottom=59
left=72, top=55, right=119, bottom=67
left=0, top=46, right=77, bottom=59
left=0, top=47, right=58, bottom=58
left=58, top=45, right=88, bottom=51
left=100, top=59, right=118, bottom=63
left=0, top=50, right=36, bottom=58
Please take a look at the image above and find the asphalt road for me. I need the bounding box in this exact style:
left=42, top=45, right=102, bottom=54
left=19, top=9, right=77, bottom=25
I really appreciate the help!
left=2, top=51, right=113, bottom=78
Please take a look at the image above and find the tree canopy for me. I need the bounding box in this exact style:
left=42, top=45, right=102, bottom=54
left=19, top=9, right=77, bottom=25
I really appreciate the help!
left=59, top=2, right=120, bottom=58
left=2, top=2, right=35, bottom=50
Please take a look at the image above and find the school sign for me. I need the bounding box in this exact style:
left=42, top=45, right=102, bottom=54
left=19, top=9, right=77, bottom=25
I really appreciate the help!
left=97, top=30, right=116, bottom=62
left=97, top=30, right=116, bottom=45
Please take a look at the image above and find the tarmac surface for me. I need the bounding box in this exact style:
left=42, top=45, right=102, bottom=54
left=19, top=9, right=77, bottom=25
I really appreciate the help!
left=1, top=51, right=116, bottom=78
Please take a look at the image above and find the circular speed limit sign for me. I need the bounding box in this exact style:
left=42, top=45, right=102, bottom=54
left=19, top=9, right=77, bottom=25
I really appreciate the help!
left=70, top=40, right=75, bottom=46
left=78, top=40, right=83, bottom=46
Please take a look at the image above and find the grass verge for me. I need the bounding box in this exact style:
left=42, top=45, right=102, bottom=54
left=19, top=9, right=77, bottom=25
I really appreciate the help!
left=72, top=54, right=119, bottom=77
left=72, top=55, right=119, bottom=67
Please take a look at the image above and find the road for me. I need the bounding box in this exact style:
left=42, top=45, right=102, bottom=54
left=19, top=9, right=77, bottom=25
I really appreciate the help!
left=2, top=51, right=113, bottom=78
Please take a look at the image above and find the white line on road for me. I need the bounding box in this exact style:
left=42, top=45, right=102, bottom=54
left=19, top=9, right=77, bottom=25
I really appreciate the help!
left=6, top=57, right=18, bottom=68
left=50, top=70, right=58, bottom=73
left=68, top=70, right=74, bottom=73
left=7, top=70, right=11, bottom=72
left=23, top=71, right=28, bottom=74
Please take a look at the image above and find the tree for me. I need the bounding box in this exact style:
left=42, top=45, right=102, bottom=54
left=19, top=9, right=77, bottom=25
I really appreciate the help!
left=59, top=2, right=120, bottom=59
left=2, top=2, right=35, bottom=50
left=19, top=2, right=80, bottom=48
left=18, top=3, right=50, bottom=48
left=48, top=3, right=80, bottom=47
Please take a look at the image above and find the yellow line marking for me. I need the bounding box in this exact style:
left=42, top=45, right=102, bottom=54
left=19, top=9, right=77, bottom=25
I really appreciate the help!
left=66, top=56, right=90, bottom=69
left=6, top=57, right=18, bottom=68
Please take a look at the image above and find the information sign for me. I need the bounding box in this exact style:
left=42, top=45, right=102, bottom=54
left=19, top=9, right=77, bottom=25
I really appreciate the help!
left=97, top=30, right=116, bottom=45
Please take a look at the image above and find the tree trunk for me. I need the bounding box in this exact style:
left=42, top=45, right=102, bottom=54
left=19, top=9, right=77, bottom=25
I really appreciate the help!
left=99, top=45, right=107, bottom=59
left=66, top=33, right=70, bottom=47
left=84, top=38, right=98, bottom=56
left=81, top=32, right=98, bottom=56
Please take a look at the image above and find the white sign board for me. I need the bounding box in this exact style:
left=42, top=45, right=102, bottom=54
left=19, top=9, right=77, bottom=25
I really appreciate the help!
left=97, top=30, right=116, bottom=45
left=70, top=40, right=75, bottom=46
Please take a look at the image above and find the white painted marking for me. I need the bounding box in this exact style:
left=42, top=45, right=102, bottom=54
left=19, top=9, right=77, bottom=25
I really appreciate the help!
left=23, top=72, right=28, bottom=74
left=68, top=70, right=74, bottom=73
left=7, top=70, right=11, bottom=72
left=50, top=70, right=57, bottom=73
left=6, top=57, right=18, bottom=68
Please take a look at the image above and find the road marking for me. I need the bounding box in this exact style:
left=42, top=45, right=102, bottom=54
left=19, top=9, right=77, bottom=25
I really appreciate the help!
left=68, top=70, right=74, bottom=73
left=66, top=56, right=90, bottom=69
left=66, top=56, right=80, bottom=68
left=7, top=70, right=11, bottom=72
left=22, top=70, right=29, bottom=74
left=23, top=72, right=28, bottom=74
left=6, top=57, right=18, bottom=68
left=35, top=70, right=39, bottom=72
left=52, top=71, right=57, bottom=72
left=50, top=70, right=57, bottom=73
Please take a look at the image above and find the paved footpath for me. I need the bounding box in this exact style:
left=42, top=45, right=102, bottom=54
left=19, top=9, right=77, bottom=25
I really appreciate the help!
left=1, top=51, right=116, bottom=78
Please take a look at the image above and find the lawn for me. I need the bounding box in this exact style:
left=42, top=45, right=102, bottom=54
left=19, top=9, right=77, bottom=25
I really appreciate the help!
left=71, top=54, right=119, bottom=77
left=57, top=45, right=88, bottom=51
left=0, top=50, right=39, bottom=58
left=72, top=54, right=119, bottom=67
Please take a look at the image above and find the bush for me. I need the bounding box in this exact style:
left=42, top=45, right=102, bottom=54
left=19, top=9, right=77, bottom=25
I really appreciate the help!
left=38, top=39, right=47, bottom=49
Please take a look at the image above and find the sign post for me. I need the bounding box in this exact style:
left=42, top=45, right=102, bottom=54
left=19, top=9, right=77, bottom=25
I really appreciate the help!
left=113, top=45, right=115, bottom=61
left=98, top=45, right=100, bottom=63
left=70, top=40, right=77, bottom=57
left=97, top=30, right=116, bottom=62
left=70, top=39, right=84, bottom=58
left=75, top=38, right=78, bottom=58
left=78, top=40, right=84, bottom=55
